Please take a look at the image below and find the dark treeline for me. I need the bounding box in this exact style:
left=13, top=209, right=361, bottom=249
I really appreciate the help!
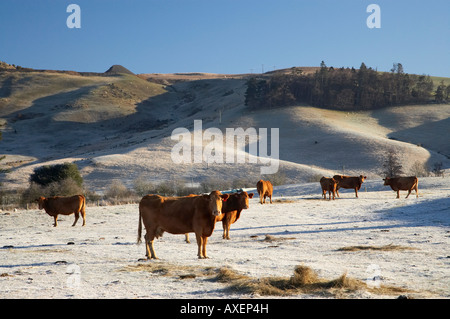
left=245, top=62, right=449, bottom=111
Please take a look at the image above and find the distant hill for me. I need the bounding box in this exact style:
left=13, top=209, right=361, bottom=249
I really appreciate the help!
left=104, top=65, right=135, bottom=76
left=0, top=63, right=449, bottom=193
left=0, top=60, right=17, bottom=70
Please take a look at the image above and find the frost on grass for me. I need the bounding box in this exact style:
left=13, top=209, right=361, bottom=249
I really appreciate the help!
left=122, top=262, right=412, bottom=297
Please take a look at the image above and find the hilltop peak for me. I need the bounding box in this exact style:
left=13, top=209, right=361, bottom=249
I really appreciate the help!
left=104, top=65, right=135, bottom=75
left=0, top=60, right=17, bottom=70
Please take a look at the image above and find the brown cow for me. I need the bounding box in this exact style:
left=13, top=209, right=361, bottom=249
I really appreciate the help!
left=184, top=191, right=254, bottom=242
left=37, top=195, right=86, bottom=227
left=218, top=191, right=254, bottom=240
left=333, top=175, right=366, bottom=198
left=383, top=176, right=419, bottom=199
left=256, top=180, right=273, bottom=204
left=320, top=177, right=337, bottom=200
left=137, top=191, right=229, bottom=259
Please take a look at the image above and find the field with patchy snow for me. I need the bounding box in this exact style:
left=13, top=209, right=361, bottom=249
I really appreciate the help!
left=1, top=177, right=449, bottom=299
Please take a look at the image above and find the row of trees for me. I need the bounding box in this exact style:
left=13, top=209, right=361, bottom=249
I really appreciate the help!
left=245, top=62, right=449, bottom=110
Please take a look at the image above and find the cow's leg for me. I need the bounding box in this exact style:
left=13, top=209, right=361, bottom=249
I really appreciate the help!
left=72, top=212, right=79, bottom=226
left=144, top=233, right=158, bottom=259
left=222, top=219, right=231, bottom=240
left=336, top=189, right=340, bottom=198
left=201, top=236, right=209, bottom=258
left=355, top=188, right=358, bottom=198
left=53, top=215, right=58, bottom=227
left=222, top=220, right=227, bottom=239
left=406, top=189, right=411, bottom=199
left=269, top=194, right=272, bottom=204
left=415, top=184, right=419, bottom=198
left=396, top=190, right=400, bottom=199
left=259, top=193, right=263, bottom=205
left=185, top=233, right=190, bottom=244
left=81, top=208, right=86, bottom=226
left=195, top=233, right=204, bottom=258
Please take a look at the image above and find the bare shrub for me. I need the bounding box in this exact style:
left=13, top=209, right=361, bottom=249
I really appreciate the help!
left=307, top=174, right=323, bottom=183
left=104, top=180, right=137, bottom=204
left=410, top=161, right=430, bottom=177
left=432, top=162, right=444, bottom=177
left=133, top=177, right=155, bottom=197
left=262, top=169, right=286, bottom=186
left=200, top=177, right=232, bottom=193
left=105, top=180, right=132, bottom=198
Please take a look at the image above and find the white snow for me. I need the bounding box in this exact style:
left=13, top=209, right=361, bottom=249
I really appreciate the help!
left=1, top=177, right=449, bottom=299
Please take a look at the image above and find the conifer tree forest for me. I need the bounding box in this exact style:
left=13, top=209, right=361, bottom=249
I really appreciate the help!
left=245, top=62, right=449, bottom=111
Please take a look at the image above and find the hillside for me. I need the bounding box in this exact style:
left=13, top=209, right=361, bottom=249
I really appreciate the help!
left=0, top=65, right=449, bottom=193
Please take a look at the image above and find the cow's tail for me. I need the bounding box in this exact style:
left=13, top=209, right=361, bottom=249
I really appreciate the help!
left=80, top=195, right=86, bottom=215
left=137, top=204, right=143, bottom=244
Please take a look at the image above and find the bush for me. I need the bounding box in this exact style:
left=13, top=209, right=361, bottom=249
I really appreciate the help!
left=30, top=163, right=83, bottom=187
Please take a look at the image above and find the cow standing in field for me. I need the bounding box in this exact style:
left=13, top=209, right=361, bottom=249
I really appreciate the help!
left=257, top=180, right=273, bottom=204
left=137, top=191, right=229, bottom=259
left=320, top=177, right=337, bottom=200
left=184, top=191, right=254, bottom=242
left=37, top=195, right=86, bottom=227
left=218, top=191, right=254, bottom=240
left=333, top=175, right=366, bottom=198
left=383, top=176, right=419, bottom=199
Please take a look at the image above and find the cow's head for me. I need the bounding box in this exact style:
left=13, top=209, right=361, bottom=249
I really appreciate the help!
left=203, top=191, right=229, bottom=216
left=359, top=175, right=367, bottom=182
left=237, top=191, right=254, bottom=209
left=36, top=196, right=46, bottom=210
left=383, top=177, right=391, bottom=185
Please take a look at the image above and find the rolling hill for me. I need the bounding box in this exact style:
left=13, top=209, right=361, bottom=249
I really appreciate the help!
left=0, top=64, right=449, bottom=193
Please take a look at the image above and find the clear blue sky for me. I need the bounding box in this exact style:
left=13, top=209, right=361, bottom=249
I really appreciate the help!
left=1, top=0, right=449, bottom=76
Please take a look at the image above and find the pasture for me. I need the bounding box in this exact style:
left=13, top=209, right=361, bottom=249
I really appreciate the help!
left=0, top=177, right=449, bottom=298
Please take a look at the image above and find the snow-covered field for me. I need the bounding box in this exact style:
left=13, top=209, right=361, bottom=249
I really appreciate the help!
left=1, top=177, right=449, bottom=299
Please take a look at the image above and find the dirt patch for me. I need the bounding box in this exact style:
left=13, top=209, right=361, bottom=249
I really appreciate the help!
left=336, top=244, right=416, bottom=252
left=262, top=234, right=296, bottom=242
left=272, top=199, right=298, bottom=204
left=121, top=262, right=216, bottom=279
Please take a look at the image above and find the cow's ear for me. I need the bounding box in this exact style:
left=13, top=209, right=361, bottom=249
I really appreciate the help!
left=221, top=194, right=229, bottom=201
left=248, top=193, right=254, bottom=198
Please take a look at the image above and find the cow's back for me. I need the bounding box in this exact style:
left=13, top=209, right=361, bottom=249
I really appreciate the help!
left=139, top=194, right=204, bottom=235
left=257, top=180, right=264, bottom=193
left=333, top=175, right=362, bottom=189
left=390, top=177, right=418, bottom=190
left=257, top=180, right=273, bottom=194
left=46, top=195, right=84, bottom=214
